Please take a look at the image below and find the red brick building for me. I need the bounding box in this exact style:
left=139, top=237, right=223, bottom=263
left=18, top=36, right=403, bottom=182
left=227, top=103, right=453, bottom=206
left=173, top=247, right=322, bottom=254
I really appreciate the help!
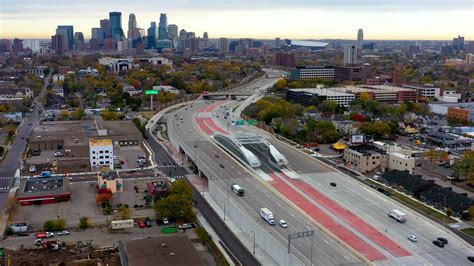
left=275, top=52, right=295, bottom=67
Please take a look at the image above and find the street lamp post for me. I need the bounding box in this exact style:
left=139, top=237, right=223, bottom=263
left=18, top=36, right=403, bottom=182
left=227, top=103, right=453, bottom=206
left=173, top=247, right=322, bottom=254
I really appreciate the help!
left=250, top=231, right=256, bottom=254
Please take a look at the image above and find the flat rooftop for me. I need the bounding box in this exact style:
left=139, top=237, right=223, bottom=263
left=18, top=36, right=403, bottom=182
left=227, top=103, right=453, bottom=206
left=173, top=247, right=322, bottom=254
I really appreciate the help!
left=289, top=88, right=354, bottom=97
left=119, top=235, right=204, bottom=266
left=89, top=138, right=113, bottom=146
left=349, top=144, right=386, bottom=156
left=329, top=85, right=415, bottom=94
left=30, top=119, right=142, bottom=143
left=17, top=176, right=71, bottom=198
left=30, top=120, right=96, bottom=141
left=95, top=118, right=142, bottom=137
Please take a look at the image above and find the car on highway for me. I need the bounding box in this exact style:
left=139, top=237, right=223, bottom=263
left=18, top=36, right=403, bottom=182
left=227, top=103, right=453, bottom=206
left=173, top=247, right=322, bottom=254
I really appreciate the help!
left=437, top=237, right=448, bottom=244
left=57, top=230, right=70, bottom=236
left=408, top=235, right=417, bottom=242
left=279, top=220, right=288, bottom=228
left=137, top=221, right=145, bottom=228
left=432, top=240, right=444, bottom=248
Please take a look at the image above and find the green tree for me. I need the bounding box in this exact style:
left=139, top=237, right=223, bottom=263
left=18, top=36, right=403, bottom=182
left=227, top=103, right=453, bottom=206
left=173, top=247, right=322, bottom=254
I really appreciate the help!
left=119, top=206, right=131, bottom=220
left=54, top=219, right=66, bottom=231
left=424, top=149, right=436, bottom=162
left=275, top=79, right=287, bottom=91
left=154, top=194, right=196, bottom=222
left=58, top=110, right=70, bottom=120
left=79, top=216, right=92, bottom=229
left=3, top=124, right=16, bottom=136
left=453, top=151, right=474, bottom=181
left=154, top=180, right=196, bottom=222
left=446, top=208, right=453, bottom=217
left=70, top=109, right=84, bottom=120
left=304, top=106, right=317, bottom=113
left=318, top=100, right=338, bottom=113
left=43, top=220, right=56, bottom=231
left=359, top=121, right=391, bottom=139
left=100, top=111, right=120, bottom=120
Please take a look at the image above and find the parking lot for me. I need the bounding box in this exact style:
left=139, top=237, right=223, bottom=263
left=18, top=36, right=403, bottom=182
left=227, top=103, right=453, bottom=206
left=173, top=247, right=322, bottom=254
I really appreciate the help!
left=11, top=177, right=160, bottom=231
left=111, top=145, right=148, bottom=170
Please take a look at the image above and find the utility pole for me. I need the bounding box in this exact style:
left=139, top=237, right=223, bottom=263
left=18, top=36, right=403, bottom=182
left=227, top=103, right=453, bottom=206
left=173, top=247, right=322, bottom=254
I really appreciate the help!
left=150, top=94, right=153, bottom=111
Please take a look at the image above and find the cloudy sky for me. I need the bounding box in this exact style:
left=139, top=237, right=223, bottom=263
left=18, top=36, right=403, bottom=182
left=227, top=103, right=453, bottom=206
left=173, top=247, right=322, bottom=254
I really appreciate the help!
left=1, top=0, right=473, bottom=40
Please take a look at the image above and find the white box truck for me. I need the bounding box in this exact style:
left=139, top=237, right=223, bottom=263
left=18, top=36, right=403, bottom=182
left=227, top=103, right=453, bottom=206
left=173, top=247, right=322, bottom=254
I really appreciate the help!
left=260, top=208, right=275, bottom=225
left=388, top=209, right=407, bottom=223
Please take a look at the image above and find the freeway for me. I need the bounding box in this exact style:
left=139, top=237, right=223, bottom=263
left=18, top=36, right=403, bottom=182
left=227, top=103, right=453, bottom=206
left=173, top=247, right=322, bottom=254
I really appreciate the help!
left=167, top=76, right=364, bottom=265
left=205, top=96, right=474, bottom=265
left=0, top=72, right=51, bottom=207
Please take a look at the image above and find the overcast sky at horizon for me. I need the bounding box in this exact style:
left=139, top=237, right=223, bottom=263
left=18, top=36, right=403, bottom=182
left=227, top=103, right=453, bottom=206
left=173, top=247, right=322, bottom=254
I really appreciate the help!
left=1, top=0, right=473, bottom=40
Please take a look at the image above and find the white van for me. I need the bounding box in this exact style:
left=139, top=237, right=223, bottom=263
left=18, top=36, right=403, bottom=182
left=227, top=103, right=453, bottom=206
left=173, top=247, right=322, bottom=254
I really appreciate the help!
left=231, top=183, right=244, bottom=196
left=388, top=209, right=407, bottom=223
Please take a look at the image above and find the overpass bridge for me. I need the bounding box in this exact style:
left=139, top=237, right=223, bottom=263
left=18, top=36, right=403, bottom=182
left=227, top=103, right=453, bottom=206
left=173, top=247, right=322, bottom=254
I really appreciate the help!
left=202, top=92, right=252, bottom=100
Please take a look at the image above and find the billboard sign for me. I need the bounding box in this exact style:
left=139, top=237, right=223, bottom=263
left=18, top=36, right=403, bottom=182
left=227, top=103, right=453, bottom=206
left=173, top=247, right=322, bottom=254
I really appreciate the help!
left=351, top=134, right=364, bottom=144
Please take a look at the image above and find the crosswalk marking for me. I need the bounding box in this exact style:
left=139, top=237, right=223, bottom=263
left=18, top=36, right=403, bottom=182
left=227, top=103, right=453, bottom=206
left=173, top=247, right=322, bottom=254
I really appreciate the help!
left=156, top=164, right=181, bottom=168
left=0, top=176, right=16, bottom=191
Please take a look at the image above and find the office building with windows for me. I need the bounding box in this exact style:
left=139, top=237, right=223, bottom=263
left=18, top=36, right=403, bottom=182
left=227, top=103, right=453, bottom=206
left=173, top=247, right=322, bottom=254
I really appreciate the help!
left=290, top=66, right=335, bottom=80
left=89, top=138, right=114, bottom=170
left=344, top=45, right=358, bottom=65
left=159, top=13, right=168, bottom=40
left=109, top=12, right=124, bottom=39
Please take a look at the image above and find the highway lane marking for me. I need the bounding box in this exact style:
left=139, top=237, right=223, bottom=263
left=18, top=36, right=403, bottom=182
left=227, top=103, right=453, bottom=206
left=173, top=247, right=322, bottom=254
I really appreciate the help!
left=300, top=172, right=449, bottom=265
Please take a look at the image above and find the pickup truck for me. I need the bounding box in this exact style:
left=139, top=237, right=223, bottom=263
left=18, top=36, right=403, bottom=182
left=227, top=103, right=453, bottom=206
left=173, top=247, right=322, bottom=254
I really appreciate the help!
left=35, top=231, right=54, bottom=239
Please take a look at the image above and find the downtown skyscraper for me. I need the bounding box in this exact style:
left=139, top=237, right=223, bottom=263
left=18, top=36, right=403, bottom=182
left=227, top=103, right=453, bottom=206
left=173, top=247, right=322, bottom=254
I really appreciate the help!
left=159, top=13, right=168, bottom=40
left=109, top=12, right=124, bottom=39
left=56, top=25, right=74, bottom=50
left=127, top=13, right=140, bottom=40
left=147, top=22, right=158, bottom=48
left=357, top=29, right=364, bottom=46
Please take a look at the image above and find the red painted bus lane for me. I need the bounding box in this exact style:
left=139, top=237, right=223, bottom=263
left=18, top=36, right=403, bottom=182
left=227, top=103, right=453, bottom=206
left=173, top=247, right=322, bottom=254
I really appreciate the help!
left=269, top=173, right=386, bottom=261
left=279, top=172, right=411, bottom=258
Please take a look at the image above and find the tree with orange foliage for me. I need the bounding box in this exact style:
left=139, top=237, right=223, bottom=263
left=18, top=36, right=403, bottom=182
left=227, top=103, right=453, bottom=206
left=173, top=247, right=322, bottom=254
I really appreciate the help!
left=96, top=187, right=113, bottom=204
left=96, top=193, right=112, bottom=204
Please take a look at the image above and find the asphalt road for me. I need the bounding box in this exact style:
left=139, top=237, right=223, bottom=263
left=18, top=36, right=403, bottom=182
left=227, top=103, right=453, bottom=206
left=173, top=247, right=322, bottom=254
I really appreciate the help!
left=166, top=79, right=364, bottom=265
left=0, top=72, right=51, bottom=207
left=210, top=99, right=474, bottom=265
left=188, top=178, right=260, bottom=266
left=145, top=137, right=188, bottom=178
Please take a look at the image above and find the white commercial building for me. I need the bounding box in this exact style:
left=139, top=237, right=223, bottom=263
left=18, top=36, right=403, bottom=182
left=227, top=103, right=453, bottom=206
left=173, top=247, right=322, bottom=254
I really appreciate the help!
left=344, top=45, right=358, bottom=65
left=99, top=58, right=133, bottom=73
left=89, top=138, right=114, bottom=170
left=442, top=90, right=462, bottom=102
left=402, top=84, right=440, bottom=99
left=388, top=152, right=415, bottom=174
left=286, top=88, right=355, bottom=107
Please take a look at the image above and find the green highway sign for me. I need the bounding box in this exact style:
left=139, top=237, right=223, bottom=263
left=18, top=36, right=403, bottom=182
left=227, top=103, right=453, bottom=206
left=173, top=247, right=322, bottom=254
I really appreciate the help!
left=145, top=90, right=159, bottom=95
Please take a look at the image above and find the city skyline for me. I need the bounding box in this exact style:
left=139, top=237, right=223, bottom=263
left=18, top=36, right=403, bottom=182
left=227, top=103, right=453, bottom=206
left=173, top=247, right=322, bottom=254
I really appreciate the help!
left=1, top=0, right=473, bottom=40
